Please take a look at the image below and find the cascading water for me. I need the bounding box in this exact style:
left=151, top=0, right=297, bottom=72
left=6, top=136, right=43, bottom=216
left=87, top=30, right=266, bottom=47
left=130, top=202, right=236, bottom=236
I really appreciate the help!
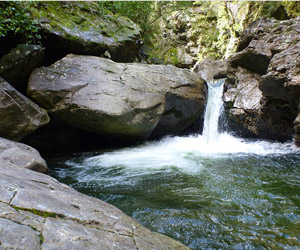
left=50, top=78, right=300, bottom=250
left=202, top=79, right=225, bottom=142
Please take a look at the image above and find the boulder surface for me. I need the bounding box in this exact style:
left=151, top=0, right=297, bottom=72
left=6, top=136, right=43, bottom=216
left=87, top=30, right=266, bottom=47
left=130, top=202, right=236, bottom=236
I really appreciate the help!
left=0, top=77, right=49, bottom=141
left=28, top=55, right=205, bottom=140
left=0, top=137, right=48, bottom=173
left=224, top=17, right=300, bottom=142
left=0, top=44, right=45, bottom=92
left=30, top=2, right=142, bottom=63
left=0, top=162, right=189, bottom=250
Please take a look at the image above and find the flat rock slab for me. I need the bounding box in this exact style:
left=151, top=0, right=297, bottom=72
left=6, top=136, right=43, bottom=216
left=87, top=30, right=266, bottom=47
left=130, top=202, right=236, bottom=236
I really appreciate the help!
left=0, top=218, right=41, bottom=250
left=0, top=77, right=49, bottom=141
left=28, top=55, right=205, bottom=140
left=0, top=137, right=48, bottom=173
left=0, top=163, right=189, bottom=250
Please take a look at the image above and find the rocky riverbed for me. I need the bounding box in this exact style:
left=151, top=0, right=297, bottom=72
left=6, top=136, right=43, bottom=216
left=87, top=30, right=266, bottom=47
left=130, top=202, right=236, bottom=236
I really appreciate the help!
left=1, top=2, right=300, bottom=249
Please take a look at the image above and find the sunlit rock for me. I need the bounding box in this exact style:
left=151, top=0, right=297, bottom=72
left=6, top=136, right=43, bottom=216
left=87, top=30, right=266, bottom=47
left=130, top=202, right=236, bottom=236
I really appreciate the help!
left=28, top=55, right=205, bottom=141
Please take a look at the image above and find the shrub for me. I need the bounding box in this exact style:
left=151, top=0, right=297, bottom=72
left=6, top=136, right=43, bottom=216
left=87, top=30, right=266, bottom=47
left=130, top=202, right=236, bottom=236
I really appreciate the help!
left=0, top=2, right=41, bottom=44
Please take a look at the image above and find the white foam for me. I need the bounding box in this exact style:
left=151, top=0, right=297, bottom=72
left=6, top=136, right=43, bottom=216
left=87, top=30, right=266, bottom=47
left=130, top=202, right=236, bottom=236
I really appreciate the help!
left=66, top=78, right=299, bottom=174
left=81, top=133, right=298, bottom=174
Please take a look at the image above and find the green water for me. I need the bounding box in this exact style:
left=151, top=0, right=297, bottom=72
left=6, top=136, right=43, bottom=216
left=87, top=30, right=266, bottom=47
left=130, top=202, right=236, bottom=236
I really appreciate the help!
left=49, top=135, right=300, bottom=250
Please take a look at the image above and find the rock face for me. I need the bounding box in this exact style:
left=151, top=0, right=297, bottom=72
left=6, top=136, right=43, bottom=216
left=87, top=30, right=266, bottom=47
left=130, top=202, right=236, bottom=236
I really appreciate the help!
left=0, top=77, right=49, bottom=141
left=224, top=17, right=300, bottom=142
left=30, top=2, right=142, bottom=64
left=28, top=55, right=205, bottom=140
left=0, top=44, right=45, bottom=92
left=294, top=112, right=300, bottom=146
left=224, top=67, right=263, bottom=137
left=0, top=162, right=189, bottom=250
left=193, top=58, right=228, bottom=82
left=0, top=137, right=48, bottom=173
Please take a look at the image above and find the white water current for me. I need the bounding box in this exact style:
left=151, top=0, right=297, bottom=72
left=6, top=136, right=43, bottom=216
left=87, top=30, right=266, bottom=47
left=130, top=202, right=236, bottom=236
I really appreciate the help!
left=70, top=79, right=298, bottom=174
left=202, top=79, right=225, bottom=142
left=53, top=79, right=300, bottom=250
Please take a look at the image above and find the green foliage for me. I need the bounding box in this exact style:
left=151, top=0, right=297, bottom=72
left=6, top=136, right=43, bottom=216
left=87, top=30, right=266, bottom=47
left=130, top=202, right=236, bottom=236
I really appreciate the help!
left=97, top=1, right=193, bottom=45
left=282, top=1, right=300, bottom=18
left=97, top=1, right=153, bottom=34
left=258, top=1, right=288, bottom=20
left=164, top=48, right=178, bottom=65
left=191, top=2, right=241, bottom=61
left=0, top=1, right=41, bottom=44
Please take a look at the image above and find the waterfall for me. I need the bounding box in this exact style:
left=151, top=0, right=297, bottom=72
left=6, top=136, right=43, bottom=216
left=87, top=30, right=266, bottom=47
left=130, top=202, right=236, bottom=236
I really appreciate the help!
left=202, top=79, right=226, bottom=143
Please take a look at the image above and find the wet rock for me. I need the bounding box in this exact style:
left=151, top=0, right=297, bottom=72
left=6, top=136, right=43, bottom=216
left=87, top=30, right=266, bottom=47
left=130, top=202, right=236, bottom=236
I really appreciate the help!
left=28, top=55, right=205, bottom=140
left=294, top=113, right=300, bottom=146
left=0, top=44, right=45, bottom=93
left=0, top=163, right=189, bottom=250
left=30, top=2, right=141, bottom=64
left=224, top=17, right=300, bottom=142
left=0, top=77, right=49, bottom=141
left=0, top=137, right=48, bottom=173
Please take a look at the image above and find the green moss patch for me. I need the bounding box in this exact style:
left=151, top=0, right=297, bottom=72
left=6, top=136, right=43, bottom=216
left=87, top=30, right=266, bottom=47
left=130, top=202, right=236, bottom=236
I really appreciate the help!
left=12, top=206, right=63, bottom=218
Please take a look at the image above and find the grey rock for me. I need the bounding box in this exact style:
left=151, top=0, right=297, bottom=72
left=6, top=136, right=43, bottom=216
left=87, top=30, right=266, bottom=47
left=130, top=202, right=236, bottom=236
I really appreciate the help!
left=193, top=58, right=228, bottom=82
left=0, top=184, right=16, bottom=204
left=28, top=55, right=205, bottom=140
left=294, top=113, right=300, bottom=146
left=224, top=68, right=262, bottom=111
left=0, top=218, right=40, bottom=250
left=0, top=44, right=45, bottom=92
left=0, top=163, right=189, bottom=249
left=229, top=46, right=272, bottom=75
left=224, top=67, right=263, bottom=137
left=224, top=17, right=300, bottom=142
left=0, top=137, right=48, bottom=173
left=42, top=218, right=136, bottom=250
left=133, top=224, right=187, bottom=250
left=0, top=201, right=45, bottom=232
left=0, top=77, right=50, bottom=141
left=260, top=42, right=300, bottom=99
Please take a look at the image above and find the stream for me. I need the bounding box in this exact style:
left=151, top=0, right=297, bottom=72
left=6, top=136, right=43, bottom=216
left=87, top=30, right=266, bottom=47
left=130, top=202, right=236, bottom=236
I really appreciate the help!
left=49, top=79, right=300, bottom=249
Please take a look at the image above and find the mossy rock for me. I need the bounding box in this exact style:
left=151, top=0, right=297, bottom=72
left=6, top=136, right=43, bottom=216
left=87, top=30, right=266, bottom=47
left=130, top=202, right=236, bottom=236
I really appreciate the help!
left=30, top=2, right=142, bottom=63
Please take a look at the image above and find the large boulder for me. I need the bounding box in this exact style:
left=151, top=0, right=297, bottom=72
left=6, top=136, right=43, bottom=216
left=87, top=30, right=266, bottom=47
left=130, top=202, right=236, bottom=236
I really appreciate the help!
left=0, top=77, right=49, bottom=141
left=28, top=55, right=205, bottom=140
left=224, top=17, right=300, bottom=142
left=0, top=162, right=189, bottom=250
left=0, top=137, right=48, bottom=173
left=0, top=44, right=45, bottom=93
left=30, top=2, right=142, bottom=64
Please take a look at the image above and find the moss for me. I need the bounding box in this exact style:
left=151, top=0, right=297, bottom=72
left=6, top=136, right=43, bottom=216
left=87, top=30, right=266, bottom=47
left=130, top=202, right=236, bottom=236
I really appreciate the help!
left=30, top=2, right=139, bottom=39
left=39, top=234, right=44, bottom=244
left=12, top=206, right=61, bottom=218
left=164, top=48, right=179, bottom=65
left=282, top=1, right=300, bottom=18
